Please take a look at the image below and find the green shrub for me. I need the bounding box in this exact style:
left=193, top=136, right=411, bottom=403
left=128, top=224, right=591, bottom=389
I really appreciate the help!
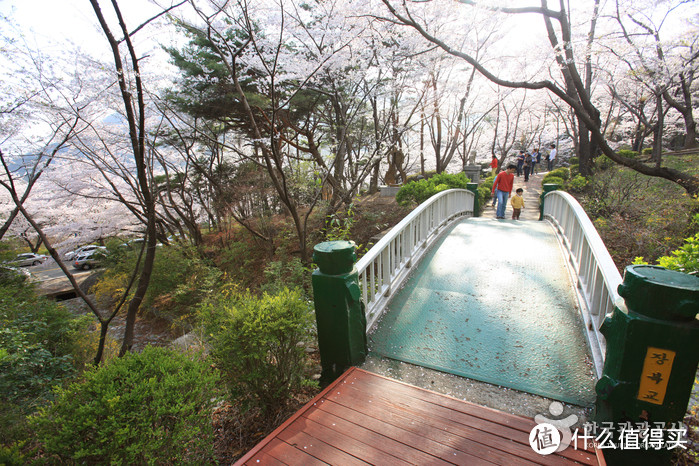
left=642, top=148, right=653, bottom=155
left=656, top=233, right=699, bottom=274
left=396, top=172, right=471, bottom=206
left=0, top=283, right=88, bottom=409
left=93, top=243, right=221, bottom=330
left=569, top=163, right=579, bottom=176
left=542, top=176, right=565, bottom=187
left=198, top=287, right=315, bottom=412
left=617, top=149, right=639, bottom=158
left=595, top=155, right=616, bottom=170
left=30, top=346, right=220, bottom=464
left=566, top=175, right=590, bottom=193
left=568, top=157, right=579, bottom=165
left=547, top=167, right=570, bottom=181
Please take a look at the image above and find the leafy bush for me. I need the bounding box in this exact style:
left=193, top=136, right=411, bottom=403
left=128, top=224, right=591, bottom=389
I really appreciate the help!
left=396, top=172, right=471, bottom=206
left=542, top=176, right=565, bottom=187
left=547, top=167, right=570, bottom=181
left=636, top=233, right=699, bottom=275
left=30, top=346, right=220, bottom=464
left=92, top=243, right=221, bottom=330
left=642, top=148, right=653, bottom=155
left=567, top=175, right=590, bottom=193
left=618, top=149, right=639, bottom=158
left=198, top=287, right=314, bottom=412
left=595, top=155, right=616, bottom=170
left=568, top=157, right=579, bottom=165
left=0, top=283, right=89, bottom=409
left=261, top=258, right=310, bottom=296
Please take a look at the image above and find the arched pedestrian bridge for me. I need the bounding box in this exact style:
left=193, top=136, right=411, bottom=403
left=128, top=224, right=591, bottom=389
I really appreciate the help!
left=238, top=175, right=634, bottom=465
left=356, top=180, right=620, bottom=407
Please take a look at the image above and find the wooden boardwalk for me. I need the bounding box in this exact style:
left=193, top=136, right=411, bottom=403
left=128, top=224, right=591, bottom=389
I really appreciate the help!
left=235, top=368, right=605, bottom=465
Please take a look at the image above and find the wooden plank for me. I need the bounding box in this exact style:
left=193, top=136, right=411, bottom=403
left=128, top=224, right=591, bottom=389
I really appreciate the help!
left=342, top=370, right=599, bottom=464
left=241, top=450, right=285, bottom=466
left=278, top=416, right=396, bottom=465
left=234, top=368, right=357, bottom=465
left=237, top=367, right=604, bottom=465
left=263, top=438, right=328, bottom=466
left=318, top=396, right=543, bottom=466
left=313, top=396, right=515, bottom=465
left=304, top=400, right=488, bottom=465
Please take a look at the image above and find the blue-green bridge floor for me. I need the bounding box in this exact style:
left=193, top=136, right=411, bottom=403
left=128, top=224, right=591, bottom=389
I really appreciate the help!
left=368, top=217, right=597, bottom=407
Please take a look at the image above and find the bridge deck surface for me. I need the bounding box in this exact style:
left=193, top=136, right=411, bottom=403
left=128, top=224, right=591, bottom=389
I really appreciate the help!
left=369, top=215, right=597, bottom=406
left=235, top=367, right=604, bottom=465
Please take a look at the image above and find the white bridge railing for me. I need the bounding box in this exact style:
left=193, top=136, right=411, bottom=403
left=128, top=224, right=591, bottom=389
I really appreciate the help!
left=543, top=190, right=622, bottom=378
left=357, top=189, right=475, bottom=330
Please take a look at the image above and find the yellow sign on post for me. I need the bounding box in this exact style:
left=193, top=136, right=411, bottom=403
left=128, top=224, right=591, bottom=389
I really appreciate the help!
left=637, top=346, right=676, bottom=405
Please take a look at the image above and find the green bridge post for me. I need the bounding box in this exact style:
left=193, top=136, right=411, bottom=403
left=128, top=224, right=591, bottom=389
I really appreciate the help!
left=594, top=265, right=699, bottom=464
left=467, top=182, right=480, bottom=217
left=311, top=240, right=367, bottom=386
left=539, top=183, right=560, bottom=220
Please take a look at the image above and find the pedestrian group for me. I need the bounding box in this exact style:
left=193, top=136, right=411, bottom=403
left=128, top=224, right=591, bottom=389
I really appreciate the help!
left=491, top=144, right=558, bottom=220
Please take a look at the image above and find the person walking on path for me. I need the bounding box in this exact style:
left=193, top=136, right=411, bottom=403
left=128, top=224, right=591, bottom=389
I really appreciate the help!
left=530, top=148, right=539, bottom=175
left=516, top=151, right=525, bottom=177
left=492, top=164, right=516, bottom=219
left=490, top=155, right=498, bottom=177
left=510, top=188, right=525, bottom=220
left=547, top=144, right=557, bottom=171
left=523, top=151, right=532, bottom=182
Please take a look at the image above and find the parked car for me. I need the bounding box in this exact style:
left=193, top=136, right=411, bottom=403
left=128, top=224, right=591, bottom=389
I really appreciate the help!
left=6, top=252, right=48, bottom=267
left=73, top=247, right=107, bottom=270
left=65, top=245, right=103, bottom=261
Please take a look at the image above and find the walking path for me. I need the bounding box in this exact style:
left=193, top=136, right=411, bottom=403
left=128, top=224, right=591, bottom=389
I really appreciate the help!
left=482, top=171, right=545, bottom=221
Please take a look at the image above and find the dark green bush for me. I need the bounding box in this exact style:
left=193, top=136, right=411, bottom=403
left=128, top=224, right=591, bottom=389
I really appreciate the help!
left=93, top=243, right=221, bottom=330
left=642, top=148, right=653, bottom=155
left=396, top=172, right=471, bottom=206
left=30, top=346, right=220, bottom=464
left=567, top=175, right=590, bottom=193
left=617, top=149, right=639, bottom=158
left=568, top=157, right=579, bottom=165
left=595, top=155, right=616, bottom=170
left=198, top=287, right=315, bottom=412
left=547, top=167, right=570, bottom=181
left=0, top=283, right=88, bottom=409
left=542, top=176, right=565, bottom=187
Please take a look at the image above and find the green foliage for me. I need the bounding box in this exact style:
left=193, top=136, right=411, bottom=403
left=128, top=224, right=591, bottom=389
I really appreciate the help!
left=198, top=287, right=314, bottom=412
left=326, top=203, right=356, bottom=242
left=567, top=175, right=590, bottom=193
left=547, top=167, right=570, bottom=181
left=0, top=281, right=91, bottom=459
left=642, top=148, right=653, bottom=155
left=92, top=243, right=221, bottom=330
left=0, top=283, right=88, bottom=409
left=595, top=155, right=616, bottom=170
left=618, top=149, right=639, bottom=158
left=261, top=258, right=310, bottom=296
left=656, top=234, right=699, bottom=274
left=542, top=176, right=565, bottom=187
left=30, top=346, right=220, bottom=465
left=396, top=172, right=471, bottom=206
left=568, top=157, right=579, bottom=165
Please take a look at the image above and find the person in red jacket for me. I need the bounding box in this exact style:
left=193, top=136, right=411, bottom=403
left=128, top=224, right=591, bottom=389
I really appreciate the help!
left=492, top=164, right=516, bottom=219
left=490, top=155, right=498, bottom=177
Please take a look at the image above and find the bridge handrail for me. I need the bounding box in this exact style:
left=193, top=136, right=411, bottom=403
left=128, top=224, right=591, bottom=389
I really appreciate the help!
left=357, top=188, right=475, bottom=330
left=543, top=190, right=622, bottom=377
